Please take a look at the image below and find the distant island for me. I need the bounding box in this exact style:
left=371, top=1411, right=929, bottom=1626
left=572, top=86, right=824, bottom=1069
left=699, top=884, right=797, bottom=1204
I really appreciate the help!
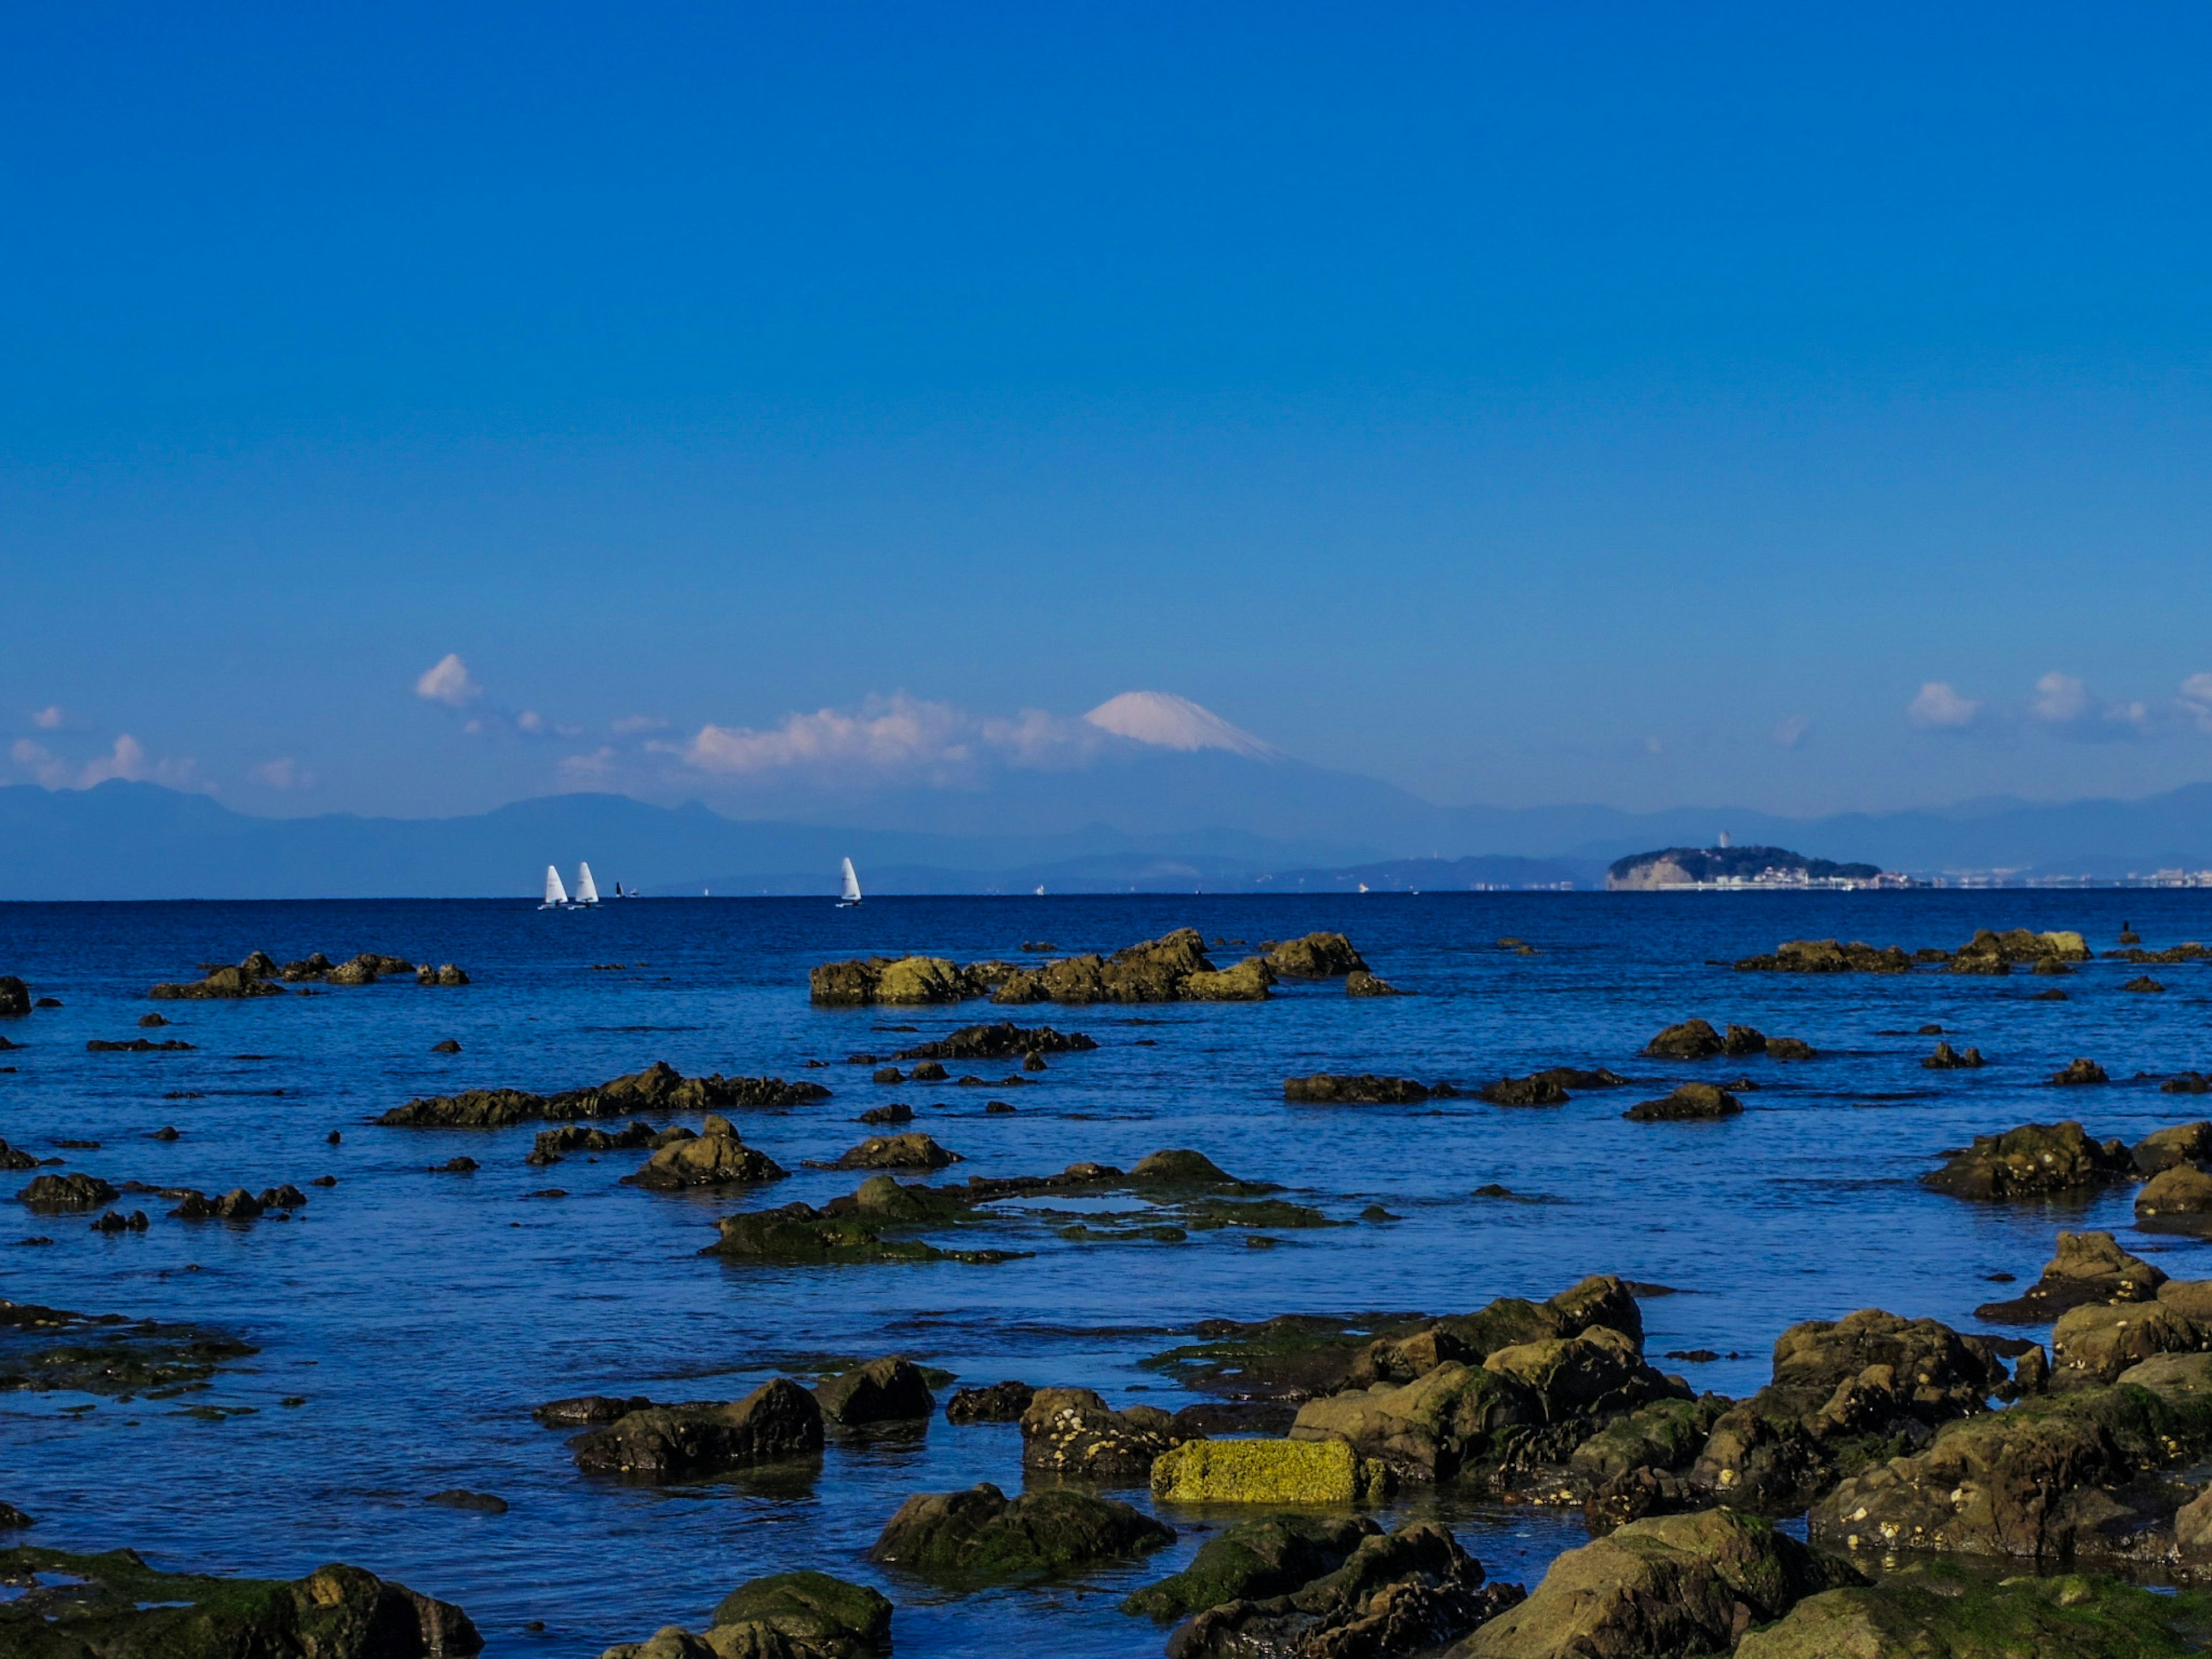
left=1606, top=843, right=1904, bottom=891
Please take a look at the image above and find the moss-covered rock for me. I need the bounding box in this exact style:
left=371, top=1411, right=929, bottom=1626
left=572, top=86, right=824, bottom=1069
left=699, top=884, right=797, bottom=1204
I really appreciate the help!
left=1644, top=1018, right=1726, bottom=1059
left=1449, top=1508, right=1859, bottom=1658
left=1570, top=1395, right=1731, bottom=1484
left=1150, top=1437, right=1391, bottom=1504
left=821, top=1133, right=961, bottom=1172
left=1123, top=1514, right=1378, bottom=1620
left=1805, top=1376, right=2209, bottom=1562
left=1736, top=1562, right=2212, bottom=1658
left=0, top=1546, right=481, bottom=1657
left=868, top=1482, right=1172, bottom=1582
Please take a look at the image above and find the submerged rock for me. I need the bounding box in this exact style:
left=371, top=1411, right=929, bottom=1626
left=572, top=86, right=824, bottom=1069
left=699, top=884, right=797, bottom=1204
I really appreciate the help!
left=1644, top=1018, right=1727, bottom=1059
left=1922, top=1120, right=2134, bottom=1199
left=379, top=1062, right=829, bottom=1127
left=147, top=963, right=287, bottom=1001
left=1283, top=1074, right=1433, bottom=1104
left=0, top=1546, right=482, bottom=1657
left=571, top=1379, right=824, bottom=1479
left=706, top=1203, right=955, bottom=1266
left=529, top=1120, right=661, bottom=1163
left=893, top=1022, right=1097, bottom=1060
left=868, top=1481, right=1172, bottom=1581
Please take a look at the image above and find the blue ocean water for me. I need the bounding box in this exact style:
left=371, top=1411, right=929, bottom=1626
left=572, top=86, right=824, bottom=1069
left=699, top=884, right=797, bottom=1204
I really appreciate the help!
left=3, top=891, right=2211, bottom=1655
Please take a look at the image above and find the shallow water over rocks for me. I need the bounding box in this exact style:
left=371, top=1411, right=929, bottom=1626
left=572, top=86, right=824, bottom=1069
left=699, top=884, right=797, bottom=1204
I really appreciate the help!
left=3, top=890, right=2211, bottom=1654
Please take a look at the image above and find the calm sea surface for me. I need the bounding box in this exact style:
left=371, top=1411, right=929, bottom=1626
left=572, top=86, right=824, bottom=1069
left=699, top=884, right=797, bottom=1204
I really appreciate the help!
left=5, top=892, right=2211, bottom=1654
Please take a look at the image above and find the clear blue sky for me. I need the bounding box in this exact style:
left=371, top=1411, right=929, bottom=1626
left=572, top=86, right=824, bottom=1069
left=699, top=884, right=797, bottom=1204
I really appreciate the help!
left=6, top=2, right=2212, bottom=819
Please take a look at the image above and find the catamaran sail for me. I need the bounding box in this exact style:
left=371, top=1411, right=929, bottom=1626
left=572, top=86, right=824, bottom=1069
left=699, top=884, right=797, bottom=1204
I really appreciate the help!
left=838, top=857, right=862, bottom=906
left=575, top=863, right=600, bottom=906
left=541, top=865, right=570, bottom=908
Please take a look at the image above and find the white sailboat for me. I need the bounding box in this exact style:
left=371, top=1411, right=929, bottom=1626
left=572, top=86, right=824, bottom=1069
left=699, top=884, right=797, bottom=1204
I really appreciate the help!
left=540, top=865, right=570, bottom=910
left=836, top=857, right=862, bottom=908
left=575, top=862, right=600, bottom=906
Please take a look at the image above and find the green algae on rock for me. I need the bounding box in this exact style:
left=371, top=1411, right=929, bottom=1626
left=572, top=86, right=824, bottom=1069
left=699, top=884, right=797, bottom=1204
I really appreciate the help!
left=1150, top=1437, right=1392, bottom=1504
left=1737, top=1562, right=2212, bottom=1658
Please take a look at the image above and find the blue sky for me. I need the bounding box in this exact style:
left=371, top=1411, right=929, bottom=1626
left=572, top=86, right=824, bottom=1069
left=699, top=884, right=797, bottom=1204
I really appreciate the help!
left=6, top=2, right=2212, bottom=820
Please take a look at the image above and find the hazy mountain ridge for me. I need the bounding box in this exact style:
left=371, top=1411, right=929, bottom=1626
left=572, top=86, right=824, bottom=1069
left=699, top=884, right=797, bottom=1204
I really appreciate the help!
left=2, top=766, right=2210, bottom=899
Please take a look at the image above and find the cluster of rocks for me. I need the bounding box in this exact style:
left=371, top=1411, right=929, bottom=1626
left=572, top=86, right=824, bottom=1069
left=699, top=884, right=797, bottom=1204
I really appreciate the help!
left=1923, top=1117, right=2212, bottom=1231
left=619, top=1117, right=786, bottom=1189
left=150, top=950, right=469, bottom=999
left=1476, top=1069, right=1630, bottom=1106
left=810, top=929, right=1374, bottom=1006
left=1644, top=1019, right=1815, bottom=1061
left=85, top=1037, right=194, bottom=1052
left=1733, top=927, right=2092, bottom=976
left=376, top=1060, right=829, bottom=1127
left=0, top=1296, right=258, bottom=1395
left=0, top=1547, right=482, bottom=1657
left=707, top=1148, right=1301, bottom=1266
left=2108, top=941, right=2210, bottom=964
left=1283, top=1073, right=1441, bottom=1104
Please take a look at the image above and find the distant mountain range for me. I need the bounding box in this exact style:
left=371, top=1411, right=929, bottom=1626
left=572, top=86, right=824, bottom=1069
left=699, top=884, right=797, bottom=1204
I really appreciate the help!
left=5, top=760, right=2212, bottom=899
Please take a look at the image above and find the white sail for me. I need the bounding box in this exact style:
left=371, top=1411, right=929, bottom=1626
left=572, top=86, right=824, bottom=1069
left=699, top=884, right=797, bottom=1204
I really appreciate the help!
left=543, top=865, right=569, bottom=907
left=575, top=862, right=600, bottom=906
left=839, top=857, right=862, bottom=904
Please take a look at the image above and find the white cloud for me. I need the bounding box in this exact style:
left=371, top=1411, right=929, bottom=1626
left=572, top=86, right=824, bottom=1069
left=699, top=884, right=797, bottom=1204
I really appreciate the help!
left=675, top=693, right=976, bottom=780
left=9, top=739, right=67, bottom=787
left=415, top=653, right=482, bottom=708
left=1771, top=714, right=1812, bottom=749
left=254, top=757, right=312, bottom=790
left=12, top=734, right=202, bottom=790
left=611, top=714, right=668, bottom=736
left=2181, top=673, right=2212, bottom=732
left=2032, top=672, right=2089, bottom=722
left=1908, top=681, right=1982, bottom=729
left=30, top=705, right=64, bottom=730
left=516, top=709, right=545, bottom=733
